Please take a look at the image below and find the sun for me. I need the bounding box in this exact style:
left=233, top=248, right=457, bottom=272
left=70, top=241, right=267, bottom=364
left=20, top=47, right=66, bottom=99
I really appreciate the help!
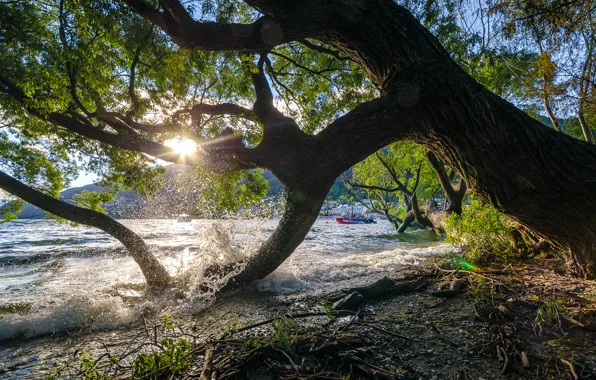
left=165, top=138, right=197, bottom=155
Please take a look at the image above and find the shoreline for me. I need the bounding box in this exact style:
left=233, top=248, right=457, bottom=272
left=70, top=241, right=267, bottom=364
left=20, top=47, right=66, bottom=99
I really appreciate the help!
left=2, top=257, right=595, bottom=378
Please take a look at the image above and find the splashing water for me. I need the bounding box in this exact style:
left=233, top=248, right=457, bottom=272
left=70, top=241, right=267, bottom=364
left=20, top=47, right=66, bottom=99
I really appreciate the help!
left=0, top=218, right=452, bottom=341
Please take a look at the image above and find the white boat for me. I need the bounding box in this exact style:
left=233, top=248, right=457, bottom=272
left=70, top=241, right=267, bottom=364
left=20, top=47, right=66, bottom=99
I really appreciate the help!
left=177, top=214, right=192, bottom=223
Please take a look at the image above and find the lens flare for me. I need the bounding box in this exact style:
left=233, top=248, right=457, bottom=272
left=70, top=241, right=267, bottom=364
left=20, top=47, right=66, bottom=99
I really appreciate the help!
left=165, top=138, right=197, bottom=155
left=456, top=257, right=480, bottom=271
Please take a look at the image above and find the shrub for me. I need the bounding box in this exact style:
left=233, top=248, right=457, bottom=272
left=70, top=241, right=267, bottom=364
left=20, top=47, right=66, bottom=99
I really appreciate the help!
left=132, top=316, right=192, bottom=379
left=445, top=199, right=527, bottom=264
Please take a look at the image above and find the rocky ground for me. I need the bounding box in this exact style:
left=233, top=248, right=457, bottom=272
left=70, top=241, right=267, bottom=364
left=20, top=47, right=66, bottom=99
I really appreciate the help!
left=4, top=256, right=596, bottom=379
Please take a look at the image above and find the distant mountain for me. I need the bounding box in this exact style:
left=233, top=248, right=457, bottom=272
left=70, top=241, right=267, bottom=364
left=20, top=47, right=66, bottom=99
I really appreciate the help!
left=9, top=166, right=284, bottom=219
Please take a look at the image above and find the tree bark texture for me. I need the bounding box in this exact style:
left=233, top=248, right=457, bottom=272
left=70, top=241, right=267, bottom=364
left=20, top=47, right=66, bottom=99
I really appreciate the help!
left=0, top=171, right=171, bottom=289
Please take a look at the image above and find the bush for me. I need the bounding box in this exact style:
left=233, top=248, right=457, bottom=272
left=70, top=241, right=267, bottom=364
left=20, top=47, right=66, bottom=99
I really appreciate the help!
left=46, top=316, right=192, bottom=380
left=445, top=200, right=527, bottom=264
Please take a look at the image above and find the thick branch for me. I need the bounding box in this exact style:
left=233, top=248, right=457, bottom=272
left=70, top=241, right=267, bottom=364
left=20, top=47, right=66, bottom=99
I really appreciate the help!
left=123, top=0, right=299, bottom=51
left=222, top=186, right=327, bottom=289
left=248, top=55, right=291, bottom=126
left=97, top=112, right=205, bottom=142
left=427, top=151, right=466, bottom=214
left=183, top=102, right=255, bottom=130
left=0, top=170, right=171, bottom=288
left=343, top=179, right=400, bottom=193
left=0, top=75, right=256, bottom=172
left=375, top=152, right=410, bottom=196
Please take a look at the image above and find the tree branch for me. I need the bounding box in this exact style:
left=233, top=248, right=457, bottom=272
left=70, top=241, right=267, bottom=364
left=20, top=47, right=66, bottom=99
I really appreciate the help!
left=244, top=55, right=291, bottom=126
left=126, top=45, right=143, bottom=118
left=269, top=51, right=334, bottom=84
left=0, top=170, right=171, bottom=288
left=298, top=39, right=349, bottom=61
left=375, top=152, right=410, bottom=195
left=123, top=0, right=300, bottom=51
left=427, top=151, right=455, bottom=199
left=410, top=164, right=422, bottom=195
left=59, top=0, right=94, bottom=117
left=183, top=102, right=255, bottom=125
left=343, top=178, right=401, bottom=193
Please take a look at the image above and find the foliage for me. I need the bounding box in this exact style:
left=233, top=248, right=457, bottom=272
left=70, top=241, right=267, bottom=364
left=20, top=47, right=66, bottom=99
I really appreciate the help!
left=319, top=300, right=339, bottom=321
left=535, top=299, right=566, bottom=326
left=271, top=316, right=299, bottom=352
left=0, top=0, right=517, bottom=216
left=0, top=197, right=24, bottom=223
left=445, top=199, right=526, bottom=264
left=131, top=316, right=192, bottom=379
left=180, top=168, right=269, bottom=217
left=45, top=315, right=193, bottom=380
left=131, top=337, right=192, bottom=379
left=348, top=140, right=440, bottom=230
left=75, top=351, right=112, bottom=380
left=72, top=190, right=117, bottom=215
left=490, top=0, right=596, bottom=140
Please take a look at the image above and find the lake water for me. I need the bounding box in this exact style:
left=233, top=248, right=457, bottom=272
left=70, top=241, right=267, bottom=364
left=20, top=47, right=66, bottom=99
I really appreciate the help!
left=0, top=218, right=453, bottom=374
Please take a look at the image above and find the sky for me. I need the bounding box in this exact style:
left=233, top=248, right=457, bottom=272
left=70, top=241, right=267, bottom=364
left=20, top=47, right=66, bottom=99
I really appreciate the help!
left=69, top=171, right=99, bottom=189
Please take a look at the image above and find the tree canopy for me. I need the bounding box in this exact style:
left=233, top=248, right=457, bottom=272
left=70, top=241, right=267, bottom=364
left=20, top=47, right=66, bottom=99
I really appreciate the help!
left=2, top=0, right=596, bottom=285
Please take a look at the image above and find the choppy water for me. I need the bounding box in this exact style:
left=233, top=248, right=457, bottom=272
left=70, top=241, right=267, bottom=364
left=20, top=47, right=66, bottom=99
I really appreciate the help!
left=0, top=218, right=453, bottom=375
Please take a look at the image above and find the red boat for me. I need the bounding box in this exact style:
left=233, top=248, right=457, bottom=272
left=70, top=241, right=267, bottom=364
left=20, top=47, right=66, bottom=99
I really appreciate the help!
left=335, top=216, right=376, bottom=224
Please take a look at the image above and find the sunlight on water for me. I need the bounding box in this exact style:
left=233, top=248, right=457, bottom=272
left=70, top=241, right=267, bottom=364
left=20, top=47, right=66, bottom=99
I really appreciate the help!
left=0, top=218, right=453, bottom=341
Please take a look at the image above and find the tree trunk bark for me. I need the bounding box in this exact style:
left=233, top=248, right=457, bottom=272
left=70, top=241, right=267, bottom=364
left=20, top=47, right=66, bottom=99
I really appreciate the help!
left=0, top=171, right=171, bottom=289
left=397, top=211, right=415, bottom=233
left=578, top=32, right=595, bottom=144
left=543, top=90, right=562, bottom=132
left=410, top=194, right=433, bottom=229
left=384, top=210, right=402, bottom=231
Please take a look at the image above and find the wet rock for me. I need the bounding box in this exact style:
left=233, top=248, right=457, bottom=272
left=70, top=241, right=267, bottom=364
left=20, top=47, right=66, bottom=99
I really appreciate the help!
left=333, top=291, right=364, bottom=311
left=349, top=276, right=397, bottom=298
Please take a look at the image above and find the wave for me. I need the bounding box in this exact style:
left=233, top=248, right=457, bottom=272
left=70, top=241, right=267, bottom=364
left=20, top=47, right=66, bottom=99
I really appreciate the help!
left=0, top=222, right=257, bottom=341
left=0, top=253, right=57, bottom=266
left=255, top=242, right=455, bottom=294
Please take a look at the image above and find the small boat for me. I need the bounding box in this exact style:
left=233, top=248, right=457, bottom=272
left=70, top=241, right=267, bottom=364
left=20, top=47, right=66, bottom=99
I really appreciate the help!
left=177, top=214, right=192, bottom=223
left=335, top=215, right=376, bottom=224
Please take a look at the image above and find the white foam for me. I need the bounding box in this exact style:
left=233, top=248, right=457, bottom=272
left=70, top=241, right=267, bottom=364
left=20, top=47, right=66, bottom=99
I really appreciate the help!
left=0, top=221, right=258, bottom=340
left=0, top=295, right=136, bottom=340
left=255, top=243, right=455, bottom=294
left=0, top=219, right=453, bottom=340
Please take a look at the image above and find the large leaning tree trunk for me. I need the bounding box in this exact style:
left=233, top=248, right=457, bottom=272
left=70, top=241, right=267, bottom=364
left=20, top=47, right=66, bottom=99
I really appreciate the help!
left=194, top=0, right=596, bottom=278
left=4, top=0, right=596, bottom=282
left=0, top=171, right=171, bottom=289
